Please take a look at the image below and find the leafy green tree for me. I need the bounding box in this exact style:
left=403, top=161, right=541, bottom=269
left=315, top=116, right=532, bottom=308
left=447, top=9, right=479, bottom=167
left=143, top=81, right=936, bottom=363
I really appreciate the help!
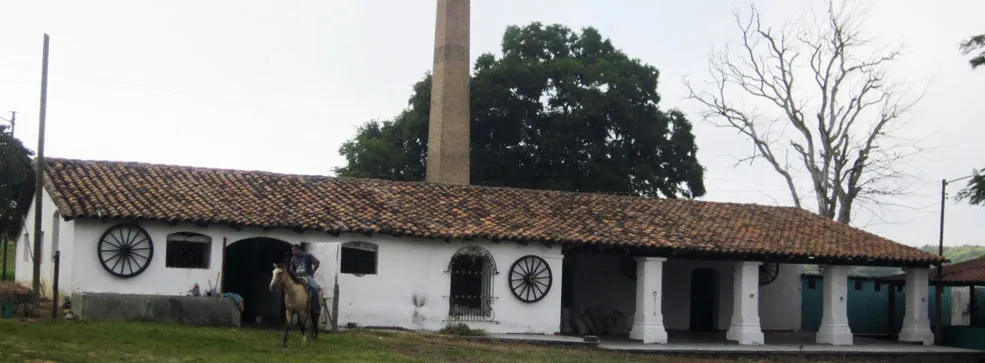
left=336, top=23, right=706, bottom=198
left=958, top=34, right=984, bottom=206
left=961, top=34, right=985, bottom=69
left=0, top=125, right=34, bottom=238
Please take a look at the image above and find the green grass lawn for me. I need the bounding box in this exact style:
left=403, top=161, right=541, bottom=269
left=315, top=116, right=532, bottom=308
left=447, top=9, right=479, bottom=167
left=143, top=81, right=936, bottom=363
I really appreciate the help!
left=0, top=319, right=828, bottom=363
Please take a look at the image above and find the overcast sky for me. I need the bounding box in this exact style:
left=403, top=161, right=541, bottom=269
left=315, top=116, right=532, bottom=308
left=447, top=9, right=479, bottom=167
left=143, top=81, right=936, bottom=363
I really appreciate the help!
left=0, top=0, right=982, bottom=250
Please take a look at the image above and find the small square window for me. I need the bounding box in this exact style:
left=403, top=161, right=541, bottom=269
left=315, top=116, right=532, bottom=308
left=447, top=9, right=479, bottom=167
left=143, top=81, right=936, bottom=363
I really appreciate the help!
left=166, top=233, right=211, bottom=269
left=341, top=242, right=378, bottom=275
left=808, top=279, right=817, bottom=289
left=875, top=282, right=882, bottom=292
left=854, top=281, right=863, bottom=290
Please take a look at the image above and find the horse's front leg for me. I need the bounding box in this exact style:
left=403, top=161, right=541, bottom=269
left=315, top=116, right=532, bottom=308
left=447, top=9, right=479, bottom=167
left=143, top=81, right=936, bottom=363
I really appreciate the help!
left=298, top=312, right=308, bottom=345
left=282, top=311, right=292, bottom=348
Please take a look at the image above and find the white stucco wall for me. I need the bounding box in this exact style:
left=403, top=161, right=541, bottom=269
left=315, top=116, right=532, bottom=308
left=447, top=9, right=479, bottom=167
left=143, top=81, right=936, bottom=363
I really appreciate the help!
left=70, top=220, right=232, bottom=295
left=26, top=212, right=562, bottom=334
left=314, top=236, right=563, bottom=334
left=758, top=262, right=803, bottom=331
left=14, top=187, right=75, bottom=299
left=568, top=254, right=802, bottom=332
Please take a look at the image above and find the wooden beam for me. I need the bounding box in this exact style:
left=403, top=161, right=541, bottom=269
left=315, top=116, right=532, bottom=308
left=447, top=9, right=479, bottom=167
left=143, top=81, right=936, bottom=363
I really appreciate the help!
left=970, top=285, right=977, bottom=327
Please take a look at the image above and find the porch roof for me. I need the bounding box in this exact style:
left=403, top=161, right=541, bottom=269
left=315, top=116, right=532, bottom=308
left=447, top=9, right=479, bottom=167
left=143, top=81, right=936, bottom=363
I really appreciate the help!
left=40, top=158, right=944, bottom=266
left=882, top=256, right=985, bottom=285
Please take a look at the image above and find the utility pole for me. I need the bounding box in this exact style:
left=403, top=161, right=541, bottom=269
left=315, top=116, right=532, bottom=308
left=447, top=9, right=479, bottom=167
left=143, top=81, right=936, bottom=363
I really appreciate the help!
left=32, top=34, right=50, bottom=298
left=935, top=170, right=979, bottom=344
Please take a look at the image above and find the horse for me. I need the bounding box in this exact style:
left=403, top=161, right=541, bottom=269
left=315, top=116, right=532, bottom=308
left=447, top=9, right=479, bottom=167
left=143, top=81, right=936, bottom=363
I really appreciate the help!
left=269, top=262, right=323, bottom=347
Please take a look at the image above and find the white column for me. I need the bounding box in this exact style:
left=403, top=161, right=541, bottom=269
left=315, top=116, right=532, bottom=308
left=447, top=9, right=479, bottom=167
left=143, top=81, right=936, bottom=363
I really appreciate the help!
left=630, top=257, right=668, bottom=344
left=726, top=261, right=764, bottom=345
left=899, top=267, right=934, bottom=345
left=816, top=265, right=853, bottom=345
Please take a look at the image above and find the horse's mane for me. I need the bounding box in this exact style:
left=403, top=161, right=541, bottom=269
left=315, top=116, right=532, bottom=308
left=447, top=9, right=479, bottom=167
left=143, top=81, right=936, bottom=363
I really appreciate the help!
left=278, top=262, right=304, bottom=285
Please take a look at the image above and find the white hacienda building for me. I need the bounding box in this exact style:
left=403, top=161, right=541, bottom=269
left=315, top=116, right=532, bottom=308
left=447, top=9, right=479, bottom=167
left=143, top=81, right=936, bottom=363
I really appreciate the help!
left=14, top=157, right=942, bottom=346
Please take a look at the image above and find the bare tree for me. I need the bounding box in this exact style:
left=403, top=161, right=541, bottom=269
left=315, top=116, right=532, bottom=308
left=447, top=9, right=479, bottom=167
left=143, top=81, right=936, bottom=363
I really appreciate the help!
left=685, top=0, right=922, bottom=225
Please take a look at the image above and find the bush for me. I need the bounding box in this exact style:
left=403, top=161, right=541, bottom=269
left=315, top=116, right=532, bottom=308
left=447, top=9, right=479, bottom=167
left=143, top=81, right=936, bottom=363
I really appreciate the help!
left=439, top=322, right=486, bottom=336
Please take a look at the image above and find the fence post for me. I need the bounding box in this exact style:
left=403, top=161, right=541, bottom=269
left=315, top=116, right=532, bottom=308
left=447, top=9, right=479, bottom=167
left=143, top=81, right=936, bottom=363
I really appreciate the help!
left=332, top=276, right=339, bottom=332
left=51, top=250, right=59, bottom=319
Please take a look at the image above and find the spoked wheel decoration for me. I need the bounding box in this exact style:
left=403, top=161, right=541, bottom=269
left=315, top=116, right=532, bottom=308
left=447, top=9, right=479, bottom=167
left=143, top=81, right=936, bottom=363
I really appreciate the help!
left=508, top=255, right=552, bottom=303
left=619, top=253, right=637, bottom=280
left=98, top=224, right=154, bottom=278
left=759, top=261, right=780, bottom=285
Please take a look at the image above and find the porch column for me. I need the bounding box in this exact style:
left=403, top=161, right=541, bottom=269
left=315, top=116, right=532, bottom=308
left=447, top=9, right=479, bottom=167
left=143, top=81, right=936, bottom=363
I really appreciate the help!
left=630, top=257, right=667, bottom=344
left=816, top=265, right=853, bottom=345
left=899, top=267, right=934, bottom=345
left=726, top=261, right=764, bottom=345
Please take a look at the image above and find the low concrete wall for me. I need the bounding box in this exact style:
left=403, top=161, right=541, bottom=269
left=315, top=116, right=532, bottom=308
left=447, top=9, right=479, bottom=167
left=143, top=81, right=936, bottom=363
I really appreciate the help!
left=73, top=292, right=241, bottom=327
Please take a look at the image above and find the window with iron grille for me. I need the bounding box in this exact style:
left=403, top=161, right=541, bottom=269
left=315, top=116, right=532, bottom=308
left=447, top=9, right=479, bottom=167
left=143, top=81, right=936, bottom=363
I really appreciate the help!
left=340, top=241, right=377, bottom=275
left=447, top=245, right=497, bottom=322
left=165, top=232, right=211, bottom=269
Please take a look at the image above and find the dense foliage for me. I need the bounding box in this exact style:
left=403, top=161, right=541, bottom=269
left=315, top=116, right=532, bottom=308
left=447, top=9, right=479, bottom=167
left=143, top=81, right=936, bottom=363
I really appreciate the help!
left=336, top=23, right=705, bottom=199
left=0, top=125, right=34, bottom=239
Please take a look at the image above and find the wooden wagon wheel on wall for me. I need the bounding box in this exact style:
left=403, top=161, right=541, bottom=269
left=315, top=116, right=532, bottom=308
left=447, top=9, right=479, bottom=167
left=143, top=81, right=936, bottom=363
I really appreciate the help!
left=97, top=223, right=154, bottom=278
left=508, top=255, right=553, bottom=303
left=619, top=253, right=637, bottom=280
left=759, top=261, right=780, bottom=285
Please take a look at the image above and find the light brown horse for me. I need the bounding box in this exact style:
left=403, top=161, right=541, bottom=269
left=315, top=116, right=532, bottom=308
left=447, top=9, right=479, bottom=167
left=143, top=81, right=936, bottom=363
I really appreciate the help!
left=269, top=263, right=321, bottom=347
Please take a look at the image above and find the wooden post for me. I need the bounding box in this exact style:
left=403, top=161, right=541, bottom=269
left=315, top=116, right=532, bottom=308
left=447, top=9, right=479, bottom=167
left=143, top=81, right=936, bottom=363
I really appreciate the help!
left=32, top=33, right=50, bottom=298
left=970, top=285, right=977, bottom=327
left=220, top=237, right=227, bottom=293
left=51, top=250, right=59, bottom=319
left=331, top=275, right=339, bottom=332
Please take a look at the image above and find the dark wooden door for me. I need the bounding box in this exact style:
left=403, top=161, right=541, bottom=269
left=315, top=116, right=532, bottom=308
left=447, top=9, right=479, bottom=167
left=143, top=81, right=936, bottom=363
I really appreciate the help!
left=690, top=268, right=717, bottom=332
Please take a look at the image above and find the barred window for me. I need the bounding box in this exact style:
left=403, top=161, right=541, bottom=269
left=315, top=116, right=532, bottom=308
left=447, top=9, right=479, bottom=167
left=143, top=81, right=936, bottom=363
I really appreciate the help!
left=340, top=241, right=377, bottom=275
left=165, top=232, right=211, bottom=269
left=447, top=246, right=497, bottom=322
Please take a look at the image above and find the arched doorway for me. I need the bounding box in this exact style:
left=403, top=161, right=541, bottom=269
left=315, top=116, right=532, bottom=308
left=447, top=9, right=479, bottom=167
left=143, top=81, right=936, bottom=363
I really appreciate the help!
left=222, top=237, right=293, bottom=327
left=690, top=268, right=718, bottom=332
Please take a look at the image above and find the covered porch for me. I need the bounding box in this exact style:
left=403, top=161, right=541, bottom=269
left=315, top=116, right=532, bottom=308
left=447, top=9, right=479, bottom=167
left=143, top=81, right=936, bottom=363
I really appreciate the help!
left=560, top=244, right=941, bottom=347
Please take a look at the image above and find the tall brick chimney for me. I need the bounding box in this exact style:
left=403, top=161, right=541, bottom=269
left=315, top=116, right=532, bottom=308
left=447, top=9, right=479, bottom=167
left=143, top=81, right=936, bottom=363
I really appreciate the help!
left=426, top=0, right=470, bottom=185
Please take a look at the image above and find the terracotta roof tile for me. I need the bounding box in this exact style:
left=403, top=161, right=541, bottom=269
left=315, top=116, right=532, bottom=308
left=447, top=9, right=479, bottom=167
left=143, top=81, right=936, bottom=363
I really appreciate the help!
left=41, top=158, right=944, bottom=265
left=884, top=256, right=985, bottom=284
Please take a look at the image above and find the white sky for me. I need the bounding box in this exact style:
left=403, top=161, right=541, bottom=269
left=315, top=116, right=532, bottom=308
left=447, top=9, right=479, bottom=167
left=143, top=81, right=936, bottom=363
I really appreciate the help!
left=0, top=0, right=982, bottom=250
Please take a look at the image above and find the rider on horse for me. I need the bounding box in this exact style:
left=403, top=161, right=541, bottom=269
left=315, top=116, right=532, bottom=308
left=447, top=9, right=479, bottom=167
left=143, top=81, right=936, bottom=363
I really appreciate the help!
left=289, top=244, right=321, bottom=314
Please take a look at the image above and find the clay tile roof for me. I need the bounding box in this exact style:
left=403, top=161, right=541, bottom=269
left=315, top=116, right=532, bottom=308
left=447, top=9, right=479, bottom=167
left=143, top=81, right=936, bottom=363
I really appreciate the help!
left=41, top=158, right=945, bottom=265
left=884, top=256, right=985, bottom=284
